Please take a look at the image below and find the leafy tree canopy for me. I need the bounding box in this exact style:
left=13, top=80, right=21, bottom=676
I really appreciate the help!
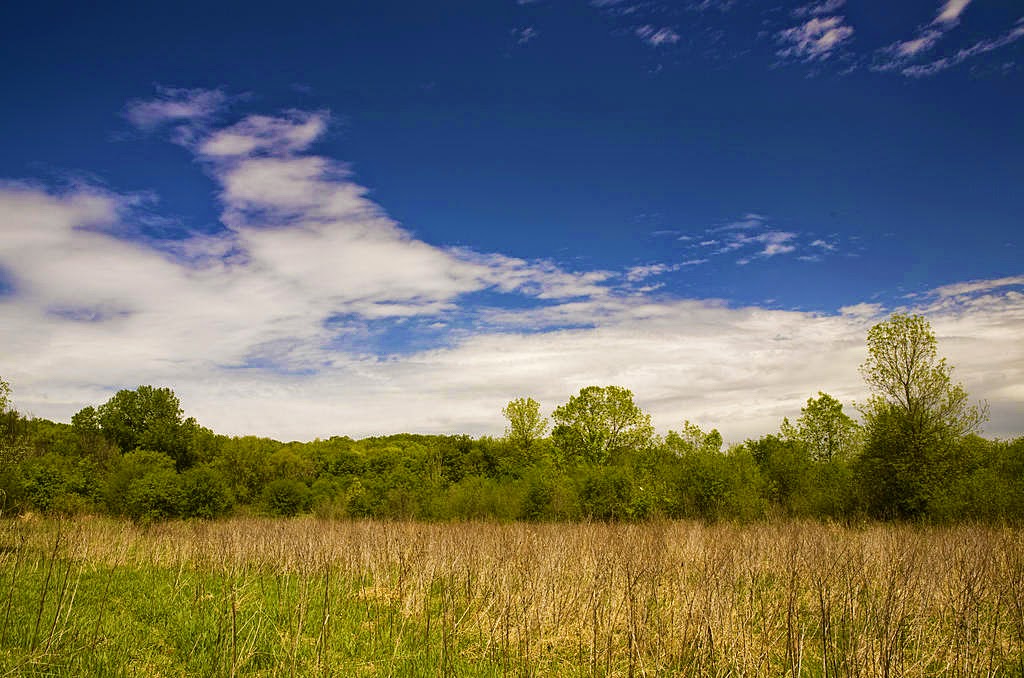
left=92, top=385, right=200, bottom=469
left=502, top=397, right=549, bottom=449
left=665, top=421, right=722, bottom=456
left=552, top=386, right=653, bottom=465
left=859, top=314, right=986, bottom=442
left=780, top=392, right=860, bottom=461
left=857, top=313, right=988, bottom=518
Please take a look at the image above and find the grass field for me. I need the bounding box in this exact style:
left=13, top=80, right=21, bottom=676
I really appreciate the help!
left=1, top=516, right=1022, bottom=676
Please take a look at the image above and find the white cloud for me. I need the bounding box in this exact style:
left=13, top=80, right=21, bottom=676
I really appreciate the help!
left=514, top=26, right=539, bottom=45
left=901, top=20, right=1024, bottom=77
left=626, top=263, right=673, bottom=282
left=932, top=275, right=1024, bottom=298
left=777, top=16, right=854, bottom=61
left=0, top=97, right=621, bottom=427
left=755, top=231, right=797, bottom=257
left=124, top=86, right=228, bottom=130
left=935, top=0, right=972, bottom=26
left=889, top=30, right=945, bottom=58
left=873, top=1, right=1022, bottom=76
left=687, top=0, right=736, bottom=11
left=635, top=25, right=681, bottom=47
left=2, top=181, right=1021, bottom=442
left=591, top=0, right=641, bottom=14
left=711, top=214, right=765, bottom=232
left=839, top=302, right=884, bottom=318
left=200, top=111, right=327, bottom=157
left=792, top=0, right=846, bottom=19
left=2, top=98, right=1022, bottom=444
left=624, top=258, right=709, bottom=282
left=693, top=214, right=842, bottom=264
left=875, top=1, right=963, bottom=66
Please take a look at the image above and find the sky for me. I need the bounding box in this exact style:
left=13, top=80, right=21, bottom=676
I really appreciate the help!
left=0, top=0, right=1022, bottom=443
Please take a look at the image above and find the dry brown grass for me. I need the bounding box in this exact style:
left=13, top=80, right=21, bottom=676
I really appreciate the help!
left=4, top=517, right=1023, bottom=676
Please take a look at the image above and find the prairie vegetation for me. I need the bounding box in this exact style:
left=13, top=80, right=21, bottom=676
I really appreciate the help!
left=2, top=516, right=1022, bottom=676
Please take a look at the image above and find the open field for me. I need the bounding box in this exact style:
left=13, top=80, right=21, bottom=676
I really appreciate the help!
left=0, top=517, right=1022, bottom=676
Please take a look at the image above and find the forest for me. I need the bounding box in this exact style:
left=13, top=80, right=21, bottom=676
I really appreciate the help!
left=1, top=313, right=1021, bottom=524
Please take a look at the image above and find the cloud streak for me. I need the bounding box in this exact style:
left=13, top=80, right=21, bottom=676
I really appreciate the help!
left=900, top=20, right=1024, bottom=77
left=777, top=15, right=855, bottom=62
left=124, top=86, right=229, bottom=130
left=635, top=25, right=681, bottom=47
left=873, top=0, right=1023, bottom=76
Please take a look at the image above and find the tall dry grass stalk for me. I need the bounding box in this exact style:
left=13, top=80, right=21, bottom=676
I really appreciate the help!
left=2, top=516, right=1022, bottom=676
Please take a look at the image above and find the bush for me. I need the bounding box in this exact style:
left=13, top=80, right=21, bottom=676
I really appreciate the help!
left=20, top=453, right=99, bottom=515
left=125, top=468, right=183, bottom=522
left=577, top=466, right=638, bottom=520
left=180, top=466, right=234, bottom=519
left=262, top=478, right=311, bottom=517
left=106, top=449, right=178, bottom=515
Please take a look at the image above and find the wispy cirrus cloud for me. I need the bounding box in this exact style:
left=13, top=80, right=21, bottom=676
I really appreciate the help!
left=900, top=19, right=1024, bottom=77
left=936, top=0, right=973, bottom=26
left=688, top=213, right=834, bottom=265
left=776, top=15, right=855, bottom=61
left=513, top=26, right=539, bottom=45
left=635, top=25, right=681, bottom=47
left=873, top=0, right=1023, bottom=76
left=624, top=258, right=712, bottom=283
left=932, top=275, right=1024, bottom=299
left=874, top=0, right=972, bottom=64
left=792, top=0, right=845, bottom=19
left=687, top=0, right=736, bottom=11
left=124, top=86, right=229, bottom=130
left=621, top=214, right=842, bottom=288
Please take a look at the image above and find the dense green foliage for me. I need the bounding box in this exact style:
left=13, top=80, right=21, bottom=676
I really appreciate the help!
left=0, top=314, right=1020, bottom=523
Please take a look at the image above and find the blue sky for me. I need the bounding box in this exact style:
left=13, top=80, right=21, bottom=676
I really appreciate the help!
left=1, top=0, right=1022, bottom=441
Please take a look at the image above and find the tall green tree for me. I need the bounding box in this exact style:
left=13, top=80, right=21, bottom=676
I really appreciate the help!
left=93, top=385, right=199, bottom=469
left=780, top=392, right=860, bottom=461
left=860, top=314, right=986, bottom=441
left=502, top=397, right=549, bottom=449
left=857, top=313, right=987, bottom=518
left=552, top=386, right=653, bottom=465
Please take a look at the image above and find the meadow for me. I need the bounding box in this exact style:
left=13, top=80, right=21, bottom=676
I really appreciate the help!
left=1, top=517, right=1022, bottom=677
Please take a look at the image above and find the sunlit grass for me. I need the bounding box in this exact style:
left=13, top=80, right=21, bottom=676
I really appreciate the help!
left=1, top=516, right=1022, bottom=676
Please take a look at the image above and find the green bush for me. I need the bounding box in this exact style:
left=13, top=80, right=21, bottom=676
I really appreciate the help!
left=20, top=453, right=99, bottom=515
left=262, top=478, right=311, bottom=517
left=125, top=468, right=183, bottom=523
left=180, top=466, right=234, bottom=519
left=105, top=449, right=178, bottom=515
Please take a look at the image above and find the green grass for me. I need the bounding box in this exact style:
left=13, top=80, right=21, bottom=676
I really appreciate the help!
left=1, top=517, right=1023, bottom=676
left=0, top=543, right=508, bottom=675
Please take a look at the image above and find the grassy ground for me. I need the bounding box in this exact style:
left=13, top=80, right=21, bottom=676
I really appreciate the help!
left=0, top=516, right=1022, bottom=676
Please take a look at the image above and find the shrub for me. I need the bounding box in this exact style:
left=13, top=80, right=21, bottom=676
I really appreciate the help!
left=180, top=466, right=234, bottom=519
left=125, top=468, right=183, bottom=523
left=262, top=478, right=311, bottom=517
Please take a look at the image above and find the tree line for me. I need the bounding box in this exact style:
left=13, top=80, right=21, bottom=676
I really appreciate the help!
left=0, top=314, right=1021, bottom=523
